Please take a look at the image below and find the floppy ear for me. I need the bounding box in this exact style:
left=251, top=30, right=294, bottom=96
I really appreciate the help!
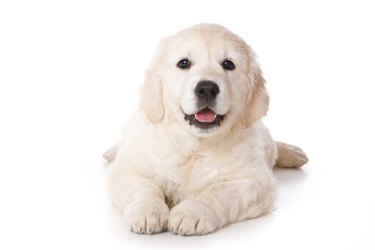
left=242, top=61, right=270, bottom=128
left=139, top=65, right=164, bottom=123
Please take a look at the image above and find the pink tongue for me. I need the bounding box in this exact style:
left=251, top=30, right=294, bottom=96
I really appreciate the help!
left=195, top=108, right=217, bottom=123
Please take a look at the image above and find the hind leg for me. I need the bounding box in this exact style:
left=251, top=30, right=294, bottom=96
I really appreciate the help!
left=275, top=142, right=308, bottom=168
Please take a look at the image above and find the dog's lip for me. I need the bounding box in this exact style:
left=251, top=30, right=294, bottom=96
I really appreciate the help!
left=182, top=107, right=226, bottom=129
left=181, top=106, right=226, bottom=116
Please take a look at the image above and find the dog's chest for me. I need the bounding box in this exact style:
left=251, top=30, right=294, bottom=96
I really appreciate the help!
left=163, top=149, right=223, bottom=205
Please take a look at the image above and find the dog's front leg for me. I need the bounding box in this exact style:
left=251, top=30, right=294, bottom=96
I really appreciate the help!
left=168, top=176, right=275, bottom=235
left=108, top=171, right=169, bottom=234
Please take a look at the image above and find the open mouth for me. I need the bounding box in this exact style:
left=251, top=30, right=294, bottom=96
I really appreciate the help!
left=184, top=107, right=225, bottom=129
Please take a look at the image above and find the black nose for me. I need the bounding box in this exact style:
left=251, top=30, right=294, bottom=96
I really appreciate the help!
left=195, top=81, right=220, bottom=100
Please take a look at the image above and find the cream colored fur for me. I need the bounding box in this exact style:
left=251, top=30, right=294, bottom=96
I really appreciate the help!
left=105, top=24, right=308, bottom=236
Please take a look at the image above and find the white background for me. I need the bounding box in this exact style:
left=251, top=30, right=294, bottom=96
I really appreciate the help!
left=1, top=0, right=374, bottom=249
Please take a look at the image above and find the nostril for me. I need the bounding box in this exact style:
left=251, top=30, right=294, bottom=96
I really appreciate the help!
left=197, top=88, right=205, bottom=96
left=211, top=84, right=220, bottom=96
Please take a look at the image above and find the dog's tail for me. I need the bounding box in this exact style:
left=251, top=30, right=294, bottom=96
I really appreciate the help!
left=275, top=141, right=308, bottom=168
left=103, top=145, right=118, bottom=162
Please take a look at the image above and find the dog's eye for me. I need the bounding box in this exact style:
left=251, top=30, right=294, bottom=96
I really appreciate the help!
left=222, top=59, right=235, bottom=70
left=177, top=58, right=191, bottom=69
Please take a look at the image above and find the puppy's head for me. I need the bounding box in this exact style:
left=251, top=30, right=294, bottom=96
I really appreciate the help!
left=140, top=24, right=269, bottom=137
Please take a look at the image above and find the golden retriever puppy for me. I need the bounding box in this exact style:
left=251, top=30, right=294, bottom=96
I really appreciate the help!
left=105, top=24, right=308, bottom=236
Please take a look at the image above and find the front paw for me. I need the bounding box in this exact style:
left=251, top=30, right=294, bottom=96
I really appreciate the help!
left=168, top=200, right=218, bottom=236
left=124, top=200, right=169, bottom=234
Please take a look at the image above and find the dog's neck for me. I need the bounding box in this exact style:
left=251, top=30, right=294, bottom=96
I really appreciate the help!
left=161, top=116, right=249, bottom=151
